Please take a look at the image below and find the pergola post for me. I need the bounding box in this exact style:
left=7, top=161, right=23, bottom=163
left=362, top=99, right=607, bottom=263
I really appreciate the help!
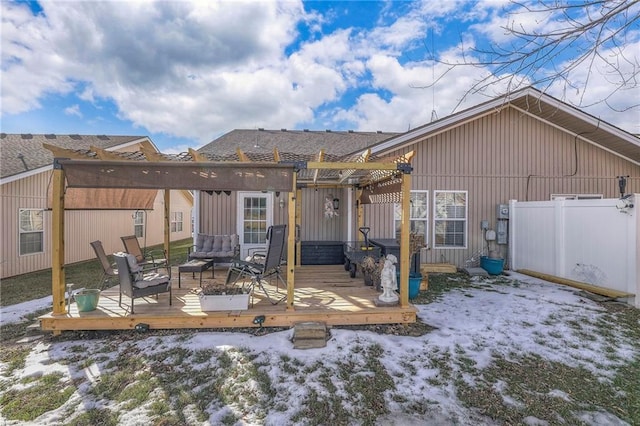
left=51, top=159, right=66, bottom=315
left=356, top=188, right=364, bottom=241
left=295, top=188, right=302, bottom=266
left=399, top=172, right=411, bottom=308
left=164, top=189, right=171, bottom=267
left=286, top=172, right=297, bottom=311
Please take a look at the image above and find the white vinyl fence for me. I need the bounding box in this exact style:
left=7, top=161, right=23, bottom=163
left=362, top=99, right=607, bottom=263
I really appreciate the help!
left=509, top=195, right=639, bottom=307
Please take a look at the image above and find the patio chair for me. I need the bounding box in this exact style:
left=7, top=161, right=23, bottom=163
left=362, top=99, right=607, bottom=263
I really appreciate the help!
left=114, top=252, right=172, bottom=314
left=90, top=240, right=118, bottom=290
left=226, top=224, right=287, bottom=305
left=120, top=235, right=169, bottom=276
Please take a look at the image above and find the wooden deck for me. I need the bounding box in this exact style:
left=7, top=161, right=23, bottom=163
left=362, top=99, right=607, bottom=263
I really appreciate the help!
left=39, top=265, right=417, bottom=333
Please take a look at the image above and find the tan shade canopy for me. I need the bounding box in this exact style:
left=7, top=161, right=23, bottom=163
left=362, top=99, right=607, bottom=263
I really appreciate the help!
left=47, top=187, right=156, bottom=210
left=59, top=160, right=296, bottom=192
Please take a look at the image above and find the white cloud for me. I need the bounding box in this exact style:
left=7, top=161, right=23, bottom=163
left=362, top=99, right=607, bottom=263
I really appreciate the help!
left=0, top=0, right=636, bottom=146
left=64, top=104, right=82, bottom=118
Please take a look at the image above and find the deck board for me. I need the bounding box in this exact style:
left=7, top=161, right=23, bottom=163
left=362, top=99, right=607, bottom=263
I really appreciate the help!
left=40, top=265, right=417, bottom=332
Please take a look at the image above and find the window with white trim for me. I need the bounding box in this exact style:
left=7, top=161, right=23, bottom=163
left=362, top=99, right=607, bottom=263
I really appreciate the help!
left=394, top=191, right=428, bottom=242
left=171, top=212, right=183, bottom=232
left=133, top=211, right=145, bottom=238
left=19, top=209, right=44, bottom=255
left=434, top=191, right=467, bottom=248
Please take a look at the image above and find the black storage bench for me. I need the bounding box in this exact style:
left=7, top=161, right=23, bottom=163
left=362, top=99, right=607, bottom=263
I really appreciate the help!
left=301, top=241, right=344, bottom=265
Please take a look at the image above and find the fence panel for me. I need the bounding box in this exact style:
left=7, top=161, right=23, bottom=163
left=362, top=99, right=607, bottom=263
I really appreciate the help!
left=509, top=195, right=638, bottom=307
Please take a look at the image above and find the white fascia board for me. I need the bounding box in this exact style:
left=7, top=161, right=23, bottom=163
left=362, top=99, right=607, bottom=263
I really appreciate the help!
left=371, top=87, right=639, bottom=157
left=107, top=136, right=158, bottom=152
left=370, top=89, right=529, bottom=155
left=0, top=165, right=52, bottom=186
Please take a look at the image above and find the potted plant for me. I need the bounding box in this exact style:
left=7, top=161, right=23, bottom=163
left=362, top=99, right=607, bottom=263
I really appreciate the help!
left=360, top=256, right=384, bottom=289
left=396, top=233, right=425, bottom=299
left=199, top=281, right=250, bottom=311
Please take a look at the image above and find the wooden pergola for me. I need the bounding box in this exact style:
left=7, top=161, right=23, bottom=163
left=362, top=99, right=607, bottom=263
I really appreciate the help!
left=45, top=144, right=415, bottom=328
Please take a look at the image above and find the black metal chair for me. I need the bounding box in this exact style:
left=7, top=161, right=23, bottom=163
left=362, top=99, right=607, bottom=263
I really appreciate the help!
left=120, top=235, right=169, bottom=276
left=90, top=240, right=118, bottom=290
left=114, top=252, right=171, bottom=314
left=226, top=224, right=287, bottom=305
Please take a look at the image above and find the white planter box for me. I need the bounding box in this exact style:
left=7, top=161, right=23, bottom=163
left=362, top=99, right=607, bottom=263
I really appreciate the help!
left=199, top=293, right=250, bottom=311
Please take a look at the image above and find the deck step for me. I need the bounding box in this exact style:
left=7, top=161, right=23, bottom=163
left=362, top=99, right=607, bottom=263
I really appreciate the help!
left=293, top=321, right=327, bottom=349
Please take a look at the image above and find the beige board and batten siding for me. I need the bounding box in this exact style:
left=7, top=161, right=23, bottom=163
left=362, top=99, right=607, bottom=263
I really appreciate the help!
left=1, top=171, right=51, bottom=278
left=199, top=191, right=237, bottom=235
left=1, top=169, right=192, bottom=279
left=199, top=187, right=348, bottom=242
left=365, top=107, right=639, bottom=269
left=0, top=171, right=191, bottom=278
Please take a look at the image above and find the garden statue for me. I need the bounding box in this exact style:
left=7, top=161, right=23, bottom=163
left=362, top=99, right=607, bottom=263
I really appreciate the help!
left=378, top=254, right=399, bottom=304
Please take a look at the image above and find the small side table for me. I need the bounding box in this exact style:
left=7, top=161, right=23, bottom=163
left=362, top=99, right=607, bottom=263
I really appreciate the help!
left=178, top=259, right=214, bottom=288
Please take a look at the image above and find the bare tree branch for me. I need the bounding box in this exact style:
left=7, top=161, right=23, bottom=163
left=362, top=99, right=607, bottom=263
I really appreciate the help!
left=427, top=0, right=640, bottom=112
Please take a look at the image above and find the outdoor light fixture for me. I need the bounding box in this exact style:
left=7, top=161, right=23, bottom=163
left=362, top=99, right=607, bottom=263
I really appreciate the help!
left=332, top=197, right=339, bottom=210
left=253, top=315, right=266, bottom=327
left=135, top=323, right=150, bottom=332
left=617, top=175, right=629, bottom=198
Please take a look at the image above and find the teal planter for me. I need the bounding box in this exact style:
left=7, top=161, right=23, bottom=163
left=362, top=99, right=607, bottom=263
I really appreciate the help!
left=480, top=256, right=504, bottom=275
left=396, top=272, right=422, bottom=299
left=75, top=289, right=101, bottom=312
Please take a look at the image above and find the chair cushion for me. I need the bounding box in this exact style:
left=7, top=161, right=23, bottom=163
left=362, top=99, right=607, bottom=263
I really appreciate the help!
left=114, top=252, right=143, bottom=273
left=134, top=272, right=170, bottom=289
left=190, top=251, right=211, bottom=259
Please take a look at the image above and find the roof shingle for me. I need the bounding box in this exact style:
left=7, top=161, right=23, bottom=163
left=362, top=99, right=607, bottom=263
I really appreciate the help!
left=0, top=134, right=147, bottom=179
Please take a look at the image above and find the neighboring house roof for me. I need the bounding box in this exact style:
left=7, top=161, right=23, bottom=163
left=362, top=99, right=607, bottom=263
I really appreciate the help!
left=0, top=134, right=152, bottom=183
left=369, top=87, right=640, bottom=166
left=198, top=129, right=399, bottom=158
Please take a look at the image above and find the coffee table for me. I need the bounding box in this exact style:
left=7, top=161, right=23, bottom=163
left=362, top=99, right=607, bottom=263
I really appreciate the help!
left=178, top=259, right=214, bottom=288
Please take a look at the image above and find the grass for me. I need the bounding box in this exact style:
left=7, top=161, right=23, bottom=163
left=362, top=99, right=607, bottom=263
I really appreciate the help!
left=1, top=269, right=639, bottom=424
left=0, top=238, right=193, bottom=307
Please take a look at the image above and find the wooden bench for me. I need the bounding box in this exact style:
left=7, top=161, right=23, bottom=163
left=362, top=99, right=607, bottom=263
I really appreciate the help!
left=419, top=263, right=457, bottom=290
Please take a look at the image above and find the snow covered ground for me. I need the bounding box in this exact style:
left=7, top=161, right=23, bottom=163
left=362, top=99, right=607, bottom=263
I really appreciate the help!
left=1, top=272, right=637, bottom=425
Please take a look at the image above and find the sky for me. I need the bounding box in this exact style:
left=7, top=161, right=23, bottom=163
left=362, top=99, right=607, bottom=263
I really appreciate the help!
left=1, top=0, right=639, bottom=154
left=0, top=272, right=635, bottom=424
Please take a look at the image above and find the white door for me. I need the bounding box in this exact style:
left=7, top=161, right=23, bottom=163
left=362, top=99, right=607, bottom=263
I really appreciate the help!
left=236, top=192, right=273, bottom=259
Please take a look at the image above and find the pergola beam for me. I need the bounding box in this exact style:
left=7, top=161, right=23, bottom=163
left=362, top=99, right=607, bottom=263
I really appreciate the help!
left=42, top=143, right=88, bottom=159
left=189, top=148, right=208, bottom=162
left=339, top=148, right=370, bottom=183
left=92, top=146, right=126, bottom=161
left=312, top=149, right=325, bottom=184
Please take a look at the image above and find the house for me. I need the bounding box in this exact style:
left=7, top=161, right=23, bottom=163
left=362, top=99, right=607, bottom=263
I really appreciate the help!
left=195, top=88, right=639, bottom=270
left=195, top=129, right=399, bottom=260
left=35, top=87, right=639, bottom=333
left=0, top=134, right=193, bottom=279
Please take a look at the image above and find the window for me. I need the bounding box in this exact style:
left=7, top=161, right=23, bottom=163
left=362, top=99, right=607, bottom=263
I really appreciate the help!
left=133, top=211, right=145, bottom=238
left=19, top=209, right=44, bottom=255
left=551, top=194, right=603, bottom=200
left=434, top=191, right=467, bottom=248
left=243, top=196, right=268, bottom=244
left=394, top=191, right=428, bottom=242
left=171, top=212, right=183, bottom=233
